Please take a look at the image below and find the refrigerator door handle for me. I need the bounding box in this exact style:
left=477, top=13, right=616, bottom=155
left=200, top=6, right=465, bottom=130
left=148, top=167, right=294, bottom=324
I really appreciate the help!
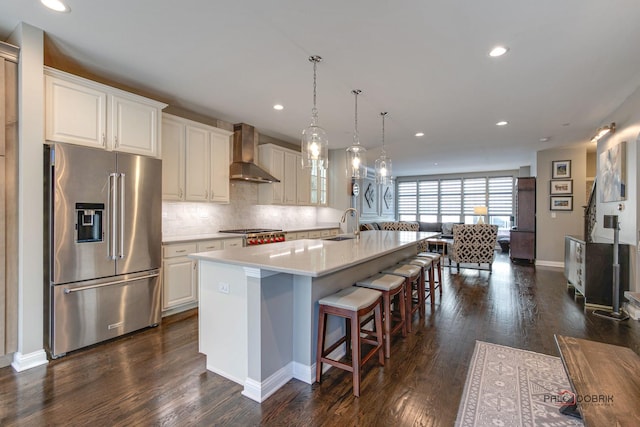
left=119, top=172, right=126, bottom=259
left=109, top=173, right=118, bottom=260
left=63, top=272, right=160, bottom=294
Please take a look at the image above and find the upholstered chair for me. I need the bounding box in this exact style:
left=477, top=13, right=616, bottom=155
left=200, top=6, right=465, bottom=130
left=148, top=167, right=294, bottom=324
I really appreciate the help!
left=447, top=224, right=498, bottom=272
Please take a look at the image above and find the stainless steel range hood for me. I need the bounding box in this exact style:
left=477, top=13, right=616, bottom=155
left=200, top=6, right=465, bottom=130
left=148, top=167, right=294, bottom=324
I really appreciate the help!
left=230, top=123, right=280, bottom=183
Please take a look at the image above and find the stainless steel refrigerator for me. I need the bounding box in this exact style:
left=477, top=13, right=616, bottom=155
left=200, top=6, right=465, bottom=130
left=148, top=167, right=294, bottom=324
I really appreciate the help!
left=44, top=143, right=162, bottom=358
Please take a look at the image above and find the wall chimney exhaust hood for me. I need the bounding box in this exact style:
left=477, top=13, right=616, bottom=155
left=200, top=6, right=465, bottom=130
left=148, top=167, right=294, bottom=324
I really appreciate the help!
left=230, top=123, right=280, bottom=183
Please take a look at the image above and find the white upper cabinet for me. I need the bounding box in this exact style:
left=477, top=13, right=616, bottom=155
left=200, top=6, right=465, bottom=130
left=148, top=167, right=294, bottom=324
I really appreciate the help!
left=210, top=132, right=230, bottom=202
left=296, top=154, right=311, bottom=205
left=162, top=114, right=232, bottom=203
left=45, top=73, right=107, bottom=149
left=258, top=143, right=327, bottom=206
left=258, top=145, right=285, bottom=204
left=283, top=151, right=297, bottom=205
left=44, top=67, right=166, bottom=157
left=110, top=94, right=160, bottom=156
left=185, top=125, right=210, bottom=201
left=161, top=117, right=185, bottom=201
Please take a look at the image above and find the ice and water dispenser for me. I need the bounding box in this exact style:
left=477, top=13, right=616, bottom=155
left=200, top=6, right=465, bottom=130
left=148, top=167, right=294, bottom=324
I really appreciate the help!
left=76, top=203, right=104, bottom=243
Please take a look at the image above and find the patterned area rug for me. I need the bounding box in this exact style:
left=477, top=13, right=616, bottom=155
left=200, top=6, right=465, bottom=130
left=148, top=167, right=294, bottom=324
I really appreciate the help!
left=455, top=341, right=583, bottom=426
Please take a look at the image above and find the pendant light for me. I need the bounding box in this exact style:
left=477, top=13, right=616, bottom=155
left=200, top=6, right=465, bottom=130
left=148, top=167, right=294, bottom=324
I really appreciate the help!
left=346, top=89, right=367, bottom=178
left=375, top=112, right=392, bottom=184
left=301, top=55, right=328, bottom=169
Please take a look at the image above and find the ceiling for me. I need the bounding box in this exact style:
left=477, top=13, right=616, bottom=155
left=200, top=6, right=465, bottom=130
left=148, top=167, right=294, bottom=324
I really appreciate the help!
left=2, top=1, right=640, bottom=176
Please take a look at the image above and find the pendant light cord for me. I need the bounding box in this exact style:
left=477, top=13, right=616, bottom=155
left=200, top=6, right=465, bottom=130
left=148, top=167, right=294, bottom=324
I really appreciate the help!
left=352, top=89, right=361, bottom=144
left=309, top=56, right=322, bottom=121
left=381, top=112, right=386, bottom=154
left=312, top=59, right=317, bottom=116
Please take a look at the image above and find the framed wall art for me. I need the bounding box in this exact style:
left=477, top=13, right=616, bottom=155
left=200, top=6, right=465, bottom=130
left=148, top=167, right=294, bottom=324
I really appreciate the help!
left=599, top=141, right=626, bottom=202
left=550, top=179, right=573, bottom=195
left=552, top=160, right=571, bottom=179
left=379, top=182, right=394, bottom=216
left=550, top=196, right=573, bottom=211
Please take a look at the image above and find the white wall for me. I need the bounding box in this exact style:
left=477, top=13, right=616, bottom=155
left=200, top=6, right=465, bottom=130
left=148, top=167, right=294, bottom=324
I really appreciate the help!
left=7, top=23, right=48, bottom=370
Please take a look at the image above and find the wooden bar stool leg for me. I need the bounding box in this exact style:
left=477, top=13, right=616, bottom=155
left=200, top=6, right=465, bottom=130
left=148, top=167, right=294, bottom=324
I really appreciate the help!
left=350, top=312, right=362, bottom=397
left=418, top=268, right=426, bottom=318
left=404, top=277, right=413, bottom=333
left=382, top=292, right=391, bottom=358
left=374, top=304, right=385, bottom=366
left=398, top=284, right=407, bottom=337
left=428, top=265, right=436, bottom=305
left=437, top=259, right=443, bottom=294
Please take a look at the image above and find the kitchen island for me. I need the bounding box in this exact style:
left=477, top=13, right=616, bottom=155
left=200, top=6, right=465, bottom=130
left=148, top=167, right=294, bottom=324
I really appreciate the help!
left=189, top=230, right=436, bottom=402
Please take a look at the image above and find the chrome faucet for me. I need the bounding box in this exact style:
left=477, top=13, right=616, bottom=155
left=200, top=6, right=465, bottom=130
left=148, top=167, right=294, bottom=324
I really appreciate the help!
left=340, top=208, right=360, bottom=239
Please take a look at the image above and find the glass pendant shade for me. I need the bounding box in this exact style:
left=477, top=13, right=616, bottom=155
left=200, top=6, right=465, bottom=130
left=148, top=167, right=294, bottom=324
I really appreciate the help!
left=347, top=144, right=367, bottom=178
left=347, top=89, right=367, bottom=178
left=375, top=111, right=392, bottom=184
left=375, top=155, right=392, bottom=184
left=301, top=55, right=328, bottom=169
left=301, top=113, right=328, bottom=169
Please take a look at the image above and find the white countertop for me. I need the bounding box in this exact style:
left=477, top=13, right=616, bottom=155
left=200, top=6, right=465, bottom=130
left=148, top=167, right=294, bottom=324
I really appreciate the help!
left=189, top=230, right=437, bottom=277
left=285, top=225, right=341, bottom=233
left=162, top=232, right=238, bottom=244
left=163, top=225, right=341, bottom=244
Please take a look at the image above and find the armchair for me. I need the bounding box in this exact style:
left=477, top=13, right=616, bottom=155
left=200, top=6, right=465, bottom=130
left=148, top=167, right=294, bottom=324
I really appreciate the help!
left=447, top=224, right=498, bottom=272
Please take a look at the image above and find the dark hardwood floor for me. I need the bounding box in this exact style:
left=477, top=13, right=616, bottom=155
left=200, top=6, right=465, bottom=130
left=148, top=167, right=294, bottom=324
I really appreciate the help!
left=1, top=253, right=639, bottom=426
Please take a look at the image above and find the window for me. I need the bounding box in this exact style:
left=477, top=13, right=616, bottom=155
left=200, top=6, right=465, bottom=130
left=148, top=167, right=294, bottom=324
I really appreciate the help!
left=396, top=174, right=514, bottom=228
left=397, top=181, right=417, bottom=221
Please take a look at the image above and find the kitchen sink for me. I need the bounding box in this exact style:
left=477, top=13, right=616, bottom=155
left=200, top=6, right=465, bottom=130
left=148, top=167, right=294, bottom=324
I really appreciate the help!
left=324, top=235, right=356, bottom=241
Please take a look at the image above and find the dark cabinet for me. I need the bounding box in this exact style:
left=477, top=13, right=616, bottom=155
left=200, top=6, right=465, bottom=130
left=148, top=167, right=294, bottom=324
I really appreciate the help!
left=510, top=177, right=536, bottom=261
left=564, top=236, right=629, bottom=308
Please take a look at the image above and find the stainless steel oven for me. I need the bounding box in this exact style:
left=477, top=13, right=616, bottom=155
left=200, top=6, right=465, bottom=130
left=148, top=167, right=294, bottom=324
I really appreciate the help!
left=219, top=229, right=285, bottom=246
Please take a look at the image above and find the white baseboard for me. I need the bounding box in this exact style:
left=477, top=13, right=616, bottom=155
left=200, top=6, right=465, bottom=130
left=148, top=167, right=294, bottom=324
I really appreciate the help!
left=205, top=363, right=245, bottom=386
left=242, top=362, right=293, bottom=403
left=535, top=260, right=564, bottom=268
left=292, top=361, right=314, bottom=384
left=11, top=349, right=49, bottom=372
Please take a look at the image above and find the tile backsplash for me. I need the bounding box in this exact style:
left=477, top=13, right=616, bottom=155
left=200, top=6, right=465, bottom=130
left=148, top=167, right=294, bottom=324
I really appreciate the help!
left=162, top=181, right=340, bottom=236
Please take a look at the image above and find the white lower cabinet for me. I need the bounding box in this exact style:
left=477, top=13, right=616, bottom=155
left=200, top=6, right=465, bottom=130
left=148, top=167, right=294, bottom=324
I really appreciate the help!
left=162, top=243, right=198, bottom=312
left=162, top=238, right=245, bottom=314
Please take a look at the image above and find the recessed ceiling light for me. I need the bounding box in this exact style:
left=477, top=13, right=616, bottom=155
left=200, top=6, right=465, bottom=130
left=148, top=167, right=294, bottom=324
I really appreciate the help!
left=489, top=46, right=508, bottom=57
left=41, top=0, right=71, bottom=12
left=415, top=132, right=425, bottom=137
left=496, top=121, right=508, bottom=126
left=539, top=137, right=550, bottom=142
left=273, top=104, right=284, bottom=111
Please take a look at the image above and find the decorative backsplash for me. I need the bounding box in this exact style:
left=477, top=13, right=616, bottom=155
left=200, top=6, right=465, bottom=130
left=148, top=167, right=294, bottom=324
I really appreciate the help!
left=162, top=181, right=325, bottom=236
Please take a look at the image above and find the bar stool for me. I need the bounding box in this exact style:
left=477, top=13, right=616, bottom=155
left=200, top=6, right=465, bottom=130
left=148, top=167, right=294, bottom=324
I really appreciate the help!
left=381, top=264, right=422, bottom=333
left=400, top=257, right=435, bottom=308
left=355, top=273, right=406, bottom=358
left=418, top=252, right=443, bottom=297
left=316, top=286, right=385, bottom=397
